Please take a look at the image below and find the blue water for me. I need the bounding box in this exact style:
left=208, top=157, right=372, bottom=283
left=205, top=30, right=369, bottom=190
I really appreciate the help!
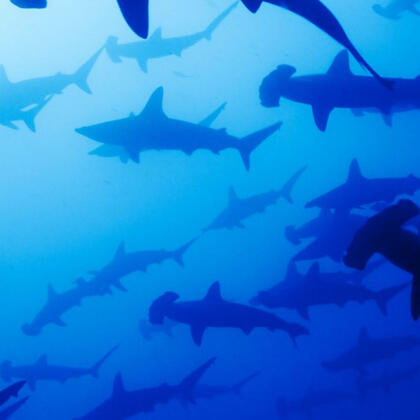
left=0, top=0, right=419, bottom=419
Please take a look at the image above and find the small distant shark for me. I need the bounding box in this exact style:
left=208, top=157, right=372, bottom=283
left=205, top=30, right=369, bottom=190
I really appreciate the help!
left=0, top=397, right=28, bottom=420
left=373, top=0, right=420, bottom=19
left=322, top=327, right=420, bottom=373
left=344, top=199, right=420, bottom=320
left=204, top=166, right=306, bottom=231
left=74, top=357, right=216, bottom=420
left=251, top=262, right=408, bottom=319
left=306, top=159, right=420, bottom=212
left=277, top=387, right=356, bottom=417
left=76, top=87, right=281, bottom=170
left=0, top=346, right=118, bottom=390
left=22, top=239, right=196, bottom=335
left=105, top=3, right=238, bottom=73
left=0, top=382, right=26, bottom=408
left=138, top=319, right=178, bottom=340
left=259, top=50, right=419, bottom=131
left=149, top=282, right=309, bottom=346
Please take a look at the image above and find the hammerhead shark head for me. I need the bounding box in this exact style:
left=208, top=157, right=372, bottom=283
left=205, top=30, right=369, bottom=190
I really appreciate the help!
left=0, top=382, right=26, bottom=408
left=260, top=50, right=420, bottom=130
left=0, top=346, right=118, bottom=390
left=75, top=87, right=281, bottom=170
left=105, top=3, right=238, bottom=73
left=277, top=387, right=356, bottom=417
left=306, top=159, right=420, bottom=211
left=0, top=397, right=28, bottom=420
left=74, top=357, right=216, bottom=420
left=149, top=282, right=309, bottom=346
left=373, top=0, right=420, bottom=19
left=344, top=199, right=420, bottom=320
left=322, top=327, right=420, bottom=373
left=22, top=238, right=195, bottom=335
left=251, top=262, right=408, bottom=319
left=204, top=166, right=306, bottom=231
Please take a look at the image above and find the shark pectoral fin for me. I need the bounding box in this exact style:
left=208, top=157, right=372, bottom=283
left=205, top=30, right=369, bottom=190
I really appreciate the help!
left=312, top=104, right=333, bottom=131
left=136, top=58, right=149, bottom=73
left=2, top=121, right=19, bottom=130
left=190, top=324, right=206, bottom=346
left=380, top=110, right=393, bottom=127
left=241, top=326, right=253, bottom=335
left=125, top=146, right=140, bottom=163
left=410, top=274, right=420, bottom=321
left=241, top=0, right=263, bottom=13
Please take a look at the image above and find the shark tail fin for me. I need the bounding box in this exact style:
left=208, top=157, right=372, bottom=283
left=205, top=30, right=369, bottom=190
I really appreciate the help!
left=279, top=166, right=307, bottom=204
left=375, top=282, right=410, bottom=315
left=237, top=122, right=281, bottom=171
left=203, top=2, right=238, bottom=40
left=230, top=370, right=261, bottom=395
left=72, top=47, right=103, bottom=94
left=171, top=238, right=197, bottom=266
left=0, top=361, right=12, bottom=383
left=176, top=358, right=216, bottom=405
left=104, top=36, right=122, bottom=63
left=22, top=95, right=53, bottom=132
left=411, top=274, right=420, bottom=321
left=89, top=345, right=119, bottom=378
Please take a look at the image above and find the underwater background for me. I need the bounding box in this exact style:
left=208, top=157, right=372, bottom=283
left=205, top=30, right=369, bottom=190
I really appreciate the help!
left=0, top=0, right=419, bottom=419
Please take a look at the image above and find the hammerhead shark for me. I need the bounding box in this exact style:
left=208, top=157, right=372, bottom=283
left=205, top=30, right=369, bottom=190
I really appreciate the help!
left=251, top=262, right=408, bottom=319
left=0, top=397, right=28, bottom=420
left=204, top=166, right=306, bottom=231
left=149, top=282, right=309, bottom=346
left=306, top=159, right=420, bottom=211
left=344, top=199, right=420, bottom=320
left=0, top=346, right=118, bottom=390
left=105, top=3, right=238, bottom=73
left=22, top=238, right=195, bottom=335
left=75, top=87, right=281, bottom=170
left=0, top=382, right=26, bottom=408
left=322, top=327, right=420, bottom=373
left=373, top=0, right=420, bottom=19
left=74, top=357, right=216, bottom=420
left=259, top=50, right=420, bottom=131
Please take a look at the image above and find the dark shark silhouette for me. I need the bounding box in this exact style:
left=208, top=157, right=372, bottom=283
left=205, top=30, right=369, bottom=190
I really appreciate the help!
left=0, top=346, right=118, bottom=390
left=105, top=3, right=237, bottom=73
left=89, top=102, right=227, bottom=163
left=373, top=0, right=420, bottom=19
left=277, top=387, right=356, bottom=417
left=75, top=87, right=281, bottom=170
left=240, top=0, right=388, bottom=87
left=322, top=327, right=420, bottom=373
left=259, top=51, right=420, bottom=130
left=344, top=199, right=420, bottom=320
left=0, top=397, right=28, bottom=420
left=0, top=382, right=26, bottom=408
left=306, top=159, right=420, bottom=211
left=251, top=261, right=408, bottom=319
left=205, top=166, right=306, bottom=231
left=22, top=239, right=195, bottom=335
left=138, top=319, right=179, bottom=340
left=74, top=357, right=216, bottom=420
left=149, top=282, right=309, bottom=346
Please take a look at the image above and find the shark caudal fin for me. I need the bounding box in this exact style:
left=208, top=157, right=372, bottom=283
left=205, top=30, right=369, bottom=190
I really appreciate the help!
left=279, top=166, right=307, bottom=204
left=203, top=2, right=238, bottom=40
left=104, top=36, right=122, bottom=63
left=89, top=345, right=119, bottom=378
left=22, top=95, right=53, bottom=132
left=375, top=282, right=410, bottom=315
left=411, top=274, right=420, bottom=321
left=175, top=358, right=216, bottom=405
left=117, top=0, right=149, bottom=38
left=171, top=238, right=197, bottom=266
left=237, top=122, right=281, bottom=171
left=72, top=47, right=103, bottom=94
left=230, top=370, right=261, bottom=395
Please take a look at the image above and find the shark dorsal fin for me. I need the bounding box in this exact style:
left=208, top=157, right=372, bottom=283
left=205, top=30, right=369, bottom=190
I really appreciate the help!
left=228, top=187, right=239, bottom=204
left=204, top=282, right=223, bottom=302
left=150, top=27, right=162, bottom=41
left=241, top=0, right=263, bottom=12
left=141, top=87, right=166, bottom=118
left=112, top=373, right=126, bottom=396
left=36, top=355, right=48, bottom=367
left=347, top=159, right=365, bottom=183
left=0, top=65, right=10, bottom=85
left=114, top=242, right=126, bottom=260
left=47, top=284, right=57, bottom=302
left=327, top=50, right=352, bottom=78
left=358, top=328, right=370, bottom=345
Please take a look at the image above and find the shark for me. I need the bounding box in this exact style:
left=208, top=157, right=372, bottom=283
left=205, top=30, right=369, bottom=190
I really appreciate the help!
left=251, top=262, right=408, bottom=319
left=259, top=50, right=420, bottom=131
left=0, top=397, right=28, bottom=420
left=0, top=382, right=26, bottom=408
left=306, top=159, right=420, bottom=212
left=373, top=0, right=420, bottom=19
left=344, top=199, right=420, bottom=320
left=0, top=346, right=118, bottom=390
left=149, top=282, right=309, bottom=346
left=204, top=166, right=306, bottom=231
left=105, top=3, right=238, bottom=73
left=74, top=357, right=216, bottom=420
left=322, top=327, right=420, bottom=373
left=75, top=87, right=281, bottom=170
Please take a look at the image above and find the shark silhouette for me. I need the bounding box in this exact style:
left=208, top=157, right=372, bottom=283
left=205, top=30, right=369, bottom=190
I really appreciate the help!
left=373, top=0, right=420, bottom=19
left=105, top=3, right=238, bottom=73
left=0, top=397, right=28, bottom=420
left=0, top=382, right=26, bottom=408
left=260, top=51, right=419, bottom=130
left=149, top=282, right=309, bottom=346
left=76, top=87, right=281, bottom=170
